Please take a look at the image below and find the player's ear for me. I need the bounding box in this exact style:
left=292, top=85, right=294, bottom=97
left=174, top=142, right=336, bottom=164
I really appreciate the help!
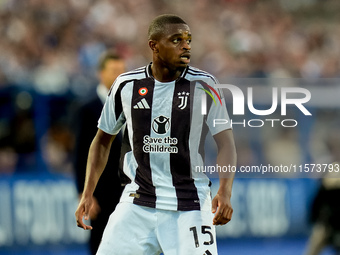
left=149, top=40, right=159, bottom=53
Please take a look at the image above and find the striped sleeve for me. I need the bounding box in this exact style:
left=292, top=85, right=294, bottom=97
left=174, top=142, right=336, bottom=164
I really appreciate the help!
left=204, top=77, right=232, bottom=135
left=98, top=79, right=125, bottom=135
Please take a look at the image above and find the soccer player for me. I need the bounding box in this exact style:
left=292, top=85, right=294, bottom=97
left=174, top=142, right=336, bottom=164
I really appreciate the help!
left=75, top=14, right=237, bottom=255
left=72, top=51, right=125, bottom=254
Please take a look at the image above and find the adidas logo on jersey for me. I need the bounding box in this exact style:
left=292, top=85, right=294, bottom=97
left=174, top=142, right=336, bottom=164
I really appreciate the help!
left=133, top=98, right=150, bottom=109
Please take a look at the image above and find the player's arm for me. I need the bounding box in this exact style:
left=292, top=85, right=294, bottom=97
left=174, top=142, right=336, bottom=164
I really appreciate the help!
left=75, top=129, right=115, bottom=230
left=211, top=129, right=237, bottom=225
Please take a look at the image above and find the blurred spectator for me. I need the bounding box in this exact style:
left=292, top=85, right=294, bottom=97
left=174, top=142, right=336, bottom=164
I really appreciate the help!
left=0, top=87, right=36, bottom=174
left=41, top=121, right=74, bottom=174
left=304, top=125, right=340, bottom=255
left=0, top=0, right=340, bottom=91
left=71, top=51, right=125, bottom=254
left=304, top=169, right=340, bottom=255
left=0, top=0, right=339, bottom=180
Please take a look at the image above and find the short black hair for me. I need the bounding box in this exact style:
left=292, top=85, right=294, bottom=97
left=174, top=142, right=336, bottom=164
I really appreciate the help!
left=97, top=50, right=121, bottom=71
left=148, top=14, right=187, bottom=40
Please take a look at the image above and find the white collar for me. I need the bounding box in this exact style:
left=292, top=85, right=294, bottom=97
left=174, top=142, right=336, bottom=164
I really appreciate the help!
left=97, top=84, right=108, bottom=104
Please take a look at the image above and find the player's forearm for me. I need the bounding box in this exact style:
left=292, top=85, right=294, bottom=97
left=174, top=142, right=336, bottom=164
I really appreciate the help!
left=216, top=155, right=236, bottom=197
left=216, top=133, right=237, bottom=197
left=82, top=131, right=114, bottom=197
left=217, top=174, right=235, bottom=198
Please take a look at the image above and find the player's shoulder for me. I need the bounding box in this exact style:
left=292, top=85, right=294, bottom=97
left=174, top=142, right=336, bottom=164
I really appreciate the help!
left=184, top=66, right=219, bottom=84
left=108, top=65, right=149, bottom=96
left=115, top=66, right=148, bottom=84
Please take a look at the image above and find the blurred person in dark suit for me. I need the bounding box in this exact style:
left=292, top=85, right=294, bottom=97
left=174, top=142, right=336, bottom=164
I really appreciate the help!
left=305, top=127, right=340, bottom=255
left=72, top=51, right=125, bottom=255
left=305, top=170, right=340, bottom=255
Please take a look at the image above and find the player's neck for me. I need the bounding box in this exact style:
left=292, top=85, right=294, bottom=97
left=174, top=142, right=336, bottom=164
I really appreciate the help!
left=150, top=63, right=184, bottom=82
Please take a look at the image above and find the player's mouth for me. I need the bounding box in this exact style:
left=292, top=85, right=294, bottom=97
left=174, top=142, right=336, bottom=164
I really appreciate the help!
left=180, top=53, right=191, bottom=64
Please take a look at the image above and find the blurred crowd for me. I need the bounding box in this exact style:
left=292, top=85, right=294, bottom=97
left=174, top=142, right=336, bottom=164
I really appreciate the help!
left=1, top=0, right=340, bottom=93
left=0, top=0, right=340, bottom=175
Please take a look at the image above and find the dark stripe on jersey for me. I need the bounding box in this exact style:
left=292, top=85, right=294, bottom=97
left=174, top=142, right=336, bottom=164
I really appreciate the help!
left=181, top=66, right=189, bottom=78
left=198, top=93, right=212, bottom=162
left=131, top=78, right=157, bottom=208
left=114, top=88, right=122, bottom=119
left=113, top=80, right=133, bottom=119
left=170, top=77, right=200, bottom=211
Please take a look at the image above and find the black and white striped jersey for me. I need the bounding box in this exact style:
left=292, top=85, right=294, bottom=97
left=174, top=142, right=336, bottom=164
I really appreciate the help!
left=98, top=63, right=231, bottom=211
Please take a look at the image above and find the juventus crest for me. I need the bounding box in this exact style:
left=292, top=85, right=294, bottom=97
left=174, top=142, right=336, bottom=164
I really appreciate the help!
left=177, top=91, right=190, bottom=110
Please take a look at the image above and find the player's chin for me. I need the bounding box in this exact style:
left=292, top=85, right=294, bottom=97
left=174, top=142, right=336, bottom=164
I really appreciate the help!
left=177, top=61, right=189, bottom=68
left=171, top=61, right=188, bottom=71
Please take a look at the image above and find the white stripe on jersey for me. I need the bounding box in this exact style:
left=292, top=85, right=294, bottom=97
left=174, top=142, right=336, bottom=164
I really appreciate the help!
left=150, top=80, right=178, bottom=210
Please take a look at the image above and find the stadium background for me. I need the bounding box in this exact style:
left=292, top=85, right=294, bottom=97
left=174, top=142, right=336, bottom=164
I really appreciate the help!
left=0, top=0, right=340, bottom=254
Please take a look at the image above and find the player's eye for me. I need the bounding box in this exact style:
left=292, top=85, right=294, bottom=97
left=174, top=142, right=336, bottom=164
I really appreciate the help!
left=173, top=38, right=180, bottom=43
left=186, top=39, right=191, bottom=45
